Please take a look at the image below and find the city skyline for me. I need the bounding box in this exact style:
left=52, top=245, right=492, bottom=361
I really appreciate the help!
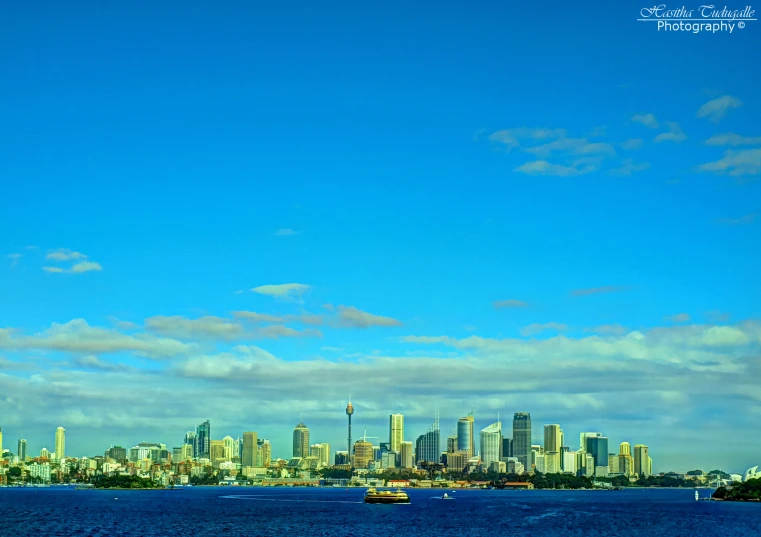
left=1, top=1, right=760, bottom=474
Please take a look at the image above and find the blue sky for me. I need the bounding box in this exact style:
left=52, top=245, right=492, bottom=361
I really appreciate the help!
left=1, top=1, right=760, bottom=472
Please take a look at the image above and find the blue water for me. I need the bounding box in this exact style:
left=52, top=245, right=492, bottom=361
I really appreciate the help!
left=1, top=487, right=759, bottom=536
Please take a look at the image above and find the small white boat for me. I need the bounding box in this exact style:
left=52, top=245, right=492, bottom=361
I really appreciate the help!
left=694, top=490, right=699, bottom=501
left=442, top=492, right=453, bottom=500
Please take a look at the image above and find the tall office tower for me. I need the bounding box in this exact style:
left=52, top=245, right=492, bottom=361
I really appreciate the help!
left=512, top=413, right=532, bottom=471
left=400, top=441, right=414, bottom=468
left=345, top=400, right=354, bottom=466
left=456, top=416, right=472, bottom=456
left=502, top=438, right=513, bottom=459
left=258, top=439, right=271, bottom=467
left=563, top=450, right=577, bottom=474
left=293, top=422, right=310, bottom=458
left=619, top=442, right=631, bottom=456
left=648, top=456, right=652, bottom=475
left=618, top=442, right=634, bottom=476
left=184, top=431, right=196, bottom=447
left=210, top=440, right=226, bottom=461
left=242, top=432, right=258, bottom=467
left=320, top=443, right=330, bottom=466
left=447, top=435, right=458, bottom=453
left=195, top=421, right=210, bottom=459
left=55, top=427, right=66, bottom=460
left=353, top=439, right=373, bottom=469
left=415, top=413, right=440, bottom=464
left=18, top=439, right=27, bottom=460
left=105, top=445, right=127, bottom=461
left=40, top=447, right=51, bottom=458
left=634, top=444, right=650, bottom=476
left=580, top=432, right=601, bottom=451
left=480, top=421, right=502, bottom=466
left=585, top=436, right=609, bottom=475
left=222, top=436, right=235, bottom=460
left=543, top=424, right=562, bottom=473
left=389, top=413, right=404, bottom=452
left=181, top=443, right=193, bottom=461
left=608, top=453, right=619, bottom=473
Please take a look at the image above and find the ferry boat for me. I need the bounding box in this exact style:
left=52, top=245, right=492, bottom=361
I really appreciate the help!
left=364, top=488, right=410, bottom=504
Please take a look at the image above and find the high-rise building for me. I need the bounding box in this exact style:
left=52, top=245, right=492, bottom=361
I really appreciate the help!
left=334, top=451, right=350, bottom=465
left=55, top=427, right=65, bottom=460
left=608, top=453, right=619, bottom=473
left=210, top=440, right=225, bottom=461
left=222, top=436, right=235, bottom=461
left=105, top=445, right=127, bottom=461
left=389, top=413, right=404, bottom=452
left=634, top=444, right=650, bottom=476
left=320, top=443, right=330, bottom=466
left=258, top=439, right=271, bottom=467
left=184, top=431, right=196, bottom=447
left=618, top=442, right=633, bottom=476
left=242, top=432, right=258, bottom=467
left=415, top=414, right=440, bottom=464
left=447, top=435, right=458, bottom=453
left=18, top=438, right=27, bottom=460
left=400, top=441, right=414, bottom=468
left=585, top=436, right=609, bottom=475
left=563, top=450, right=577, bottom=474
left=512, top=413, right=532, bottom=471
left=543, top=424, right=562, bottom=474
left=480, top=422, right=502, bottom=467
left=501, top=438, right=513, bottom=459
left=293, top=422, right=309, bottom=458
left=181, top=443, right=193, bottom=461
left=447, top=451, right=469, bottom=472
left=456, top=416, right=473, bottom=457
left=40, top=447, right=51, bottom=459
left=195, top=421, right=210, bottom=459
left=648, top=456, right=652, bottom=475
left=353, top=439, right=373, bottom=469
left=580, top=432, right=601, bottom=451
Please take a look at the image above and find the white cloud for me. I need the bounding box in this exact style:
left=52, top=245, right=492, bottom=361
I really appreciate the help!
left=705, top=133, right=761, bottom=146
left=699, top=148, right=761, bottom=177
left=145, top=316, right=245, bottom=340
left=42, top=266, right=66, bottom=273
left=654, top=122, right=686, bottom=143
left=631, top=113, right=659, bottom=128
left=70, top=261, right=102, bottom=273
left=232, top=311, right=285, bottom=323
left=607, top=158, right=650, bottom=176
left=46, top=249, right=87, bottom=261
left=717, top=213, right=757, bottom=225
left=696, top=95, right=743, bottom=122
left=520, top=322, right=568, bottom=336
left=275, top=228, right=301, bottom=236
left=621, top=138, right=644, bottom=150
left=493, top=299, right=529, bottom=308
left=335, top=306, right=402, bottom=328
left=571, top=285, right=629, bottom=297
left=665, top=313, right=691, bottom=323
left=524, top=138, right=615, bottom=158
left=0, top=319, right=196, bottom=359
left=251, top=283, right=311, bottom=302
left=514, top=159, right=598, bottom=177
left=255, top=325, right=322, bottom=339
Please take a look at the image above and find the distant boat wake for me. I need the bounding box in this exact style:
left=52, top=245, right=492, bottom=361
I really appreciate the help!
left=220, top=495, right=363, bottom=504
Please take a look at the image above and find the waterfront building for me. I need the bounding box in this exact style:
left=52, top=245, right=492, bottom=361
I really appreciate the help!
left=648, top=456, right=652, bottom=475
left=634, top=444, right=650, bottom=476
left=105, top=445, right=127, bottom=461
left=353, top=440, right=373, bottom=469
left=585, top=436, right=609, bottom=475
left=447, top=450, right=468, bottom=472
left=18, top=438, right=27, bottom=461
left=29, top=462, right=51, bottom=483
left=585, top=454, right=595, bottom=476
left=293, top=422, right=309, bottom=458
left=415, top=414, right=440, bottom=464
left=563, top=450, right=577, bottom=474
left=55, top=427, right=65, bottom=460
left=195, top=420, right=211, bottom=459
left=380, top=450, right=397, bottom=469
left=389, top=413, right=404, bottom=452
left=257, top=439, right=272, bottom=467
left=512, top=413, right=532, bottom=471
left=447, top=435, right=458, bottom=453
left=456, top=412, right=475, bottom=457
left=543, top=424, right=561, bottom=473
left=480, top=422, right=502, bottom=467
left=334, top=451, right=350, bottom=465
left=400, top=441, right=414, bottom=468
left=618, top=442, right=634, bottom=476
left=608, top=453, right=619, bottom=474
left=242, top=432, right=259, bottom=467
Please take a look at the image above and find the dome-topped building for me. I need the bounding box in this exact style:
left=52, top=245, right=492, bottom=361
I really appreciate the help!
left=743, top=466, right=760, bottom=482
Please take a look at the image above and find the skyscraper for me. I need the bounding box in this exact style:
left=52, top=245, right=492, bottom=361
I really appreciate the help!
left=293, top=422, right=309, bottom=458
left=258, top=439, right=272, bottom=467
left=634, top=444, right=650, bottom=476
left=585, top=436, right=609, bottom=475
left=353, top=439, right=373, bottom=469
left=389, top=413, right=404, bottom=452
left=222, top=436, right=235, bottom=460
left=18, top=438, right=27, bottom=460
left=400, top=441, right=414, bottom=468
left=55, top=427, right=65, bottom=460
left=456, top=416, right=472, bottom=456
left=512, top=412, right=532, bottom=471
left=415, top=413, right=440, bottom=464
left=579, top=432, right=601, bottom=451
left=195, top=421, right=210, bottom=459
left=544, top=424, right=562, bottom=474
left=242, top=432, right=258, bottom=467
left=480, top=421, right=502, bottom=466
